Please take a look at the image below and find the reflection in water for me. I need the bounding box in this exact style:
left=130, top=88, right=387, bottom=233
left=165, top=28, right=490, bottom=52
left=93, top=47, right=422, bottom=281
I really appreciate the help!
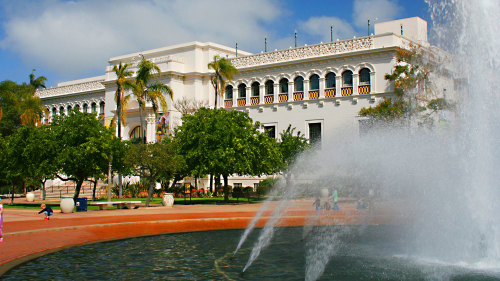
left=3, top=227, right=500, bottom=280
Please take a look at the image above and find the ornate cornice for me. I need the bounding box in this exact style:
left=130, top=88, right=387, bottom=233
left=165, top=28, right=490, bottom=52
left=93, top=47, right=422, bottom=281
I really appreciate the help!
left=36, top=81, right=105, bottom=99
left=231, top=36, right=373, bottom=69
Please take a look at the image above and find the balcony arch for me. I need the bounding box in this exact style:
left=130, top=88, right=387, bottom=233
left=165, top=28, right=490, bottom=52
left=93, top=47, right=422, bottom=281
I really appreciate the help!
left=59, top=106, right=65, bottom=115
left=225, top=85, right=233, bottom=100
left=341, top=70, right=353, bottom=96
left=237, top=83, right=247, bottom=106
left=251, top=82, right=260, bottom=97
left=325, top=72, right=336, bottom=98
left=358, top=68, right=371, bottom=95
left=91, top=102, right=97, bottom=113
left=83, top=103, right=88, bottom=113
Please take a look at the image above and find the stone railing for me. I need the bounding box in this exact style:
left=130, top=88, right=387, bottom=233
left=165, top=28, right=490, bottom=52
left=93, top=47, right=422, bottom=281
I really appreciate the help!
left=36, top=81, right=105, bottom=98
left=231, top=36, right=373, bottom=68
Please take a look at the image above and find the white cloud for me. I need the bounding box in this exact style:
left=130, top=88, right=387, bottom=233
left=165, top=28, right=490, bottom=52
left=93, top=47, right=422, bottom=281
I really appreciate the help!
left=353, top=0, right=402, bottom=30
left=0, top=0, right=282, bottom=79
left=300, top=16, right=356, bottom=43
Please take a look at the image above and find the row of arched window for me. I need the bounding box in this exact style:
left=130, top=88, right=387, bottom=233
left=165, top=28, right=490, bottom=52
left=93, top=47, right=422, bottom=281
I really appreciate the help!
left=49, top=101, right=105, bottom=118
left=224, top=68, right=371, bottom=102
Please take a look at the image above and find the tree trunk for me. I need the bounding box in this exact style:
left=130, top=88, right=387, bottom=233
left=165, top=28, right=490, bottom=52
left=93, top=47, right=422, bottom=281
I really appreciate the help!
left=209, top=174, right=213, bottom=193
left=117, top=85, right=122, bottom=139
left=223, top=175, right=229, bottom=202
left=214, top=80, right=218, bottom=109
left=91, top=179, right=97, bottom=201
left=118, top=175, right=122, bottom=198
left=145, top=179, right=155, bottom=207
left=139, top=101, right=145, bottom=143
left=72, top=178, right=84, bottom=202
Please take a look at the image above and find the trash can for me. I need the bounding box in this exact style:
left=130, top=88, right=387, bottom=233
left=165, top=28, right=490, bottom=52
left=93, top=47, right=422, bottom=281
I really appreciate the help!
left=76, top=197, right=87, bottom=212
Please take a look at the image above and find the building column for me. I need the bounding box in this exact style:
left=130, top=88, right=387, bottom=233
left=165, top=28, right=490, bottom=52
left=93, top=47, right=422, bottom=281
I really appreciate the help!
left=288, top=81, right=294, bottom=101
left=273, top=83, right=279, bottom=103
left=319, top=77, right=325, bottom=98
left=259, top=84, right=265, bottom=104
left=353, top=74, right=359, bottom=95
left=146, top=113, right=156, bottom=143
left=246, top=87, right=251, bottom=105
left=335, top=76, right=342, bottom=97
left=232, top=88, right=236, bottom=107
left=370, top=72, right=376, bottom=94
left=304, top=80, right=310, bottom=100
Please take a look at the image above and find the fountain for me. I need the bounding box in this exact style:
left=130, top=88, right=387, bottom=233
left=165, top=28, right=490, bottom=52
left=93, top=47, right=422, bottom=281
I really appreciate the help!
left=235, top=0, right=500, bottom=280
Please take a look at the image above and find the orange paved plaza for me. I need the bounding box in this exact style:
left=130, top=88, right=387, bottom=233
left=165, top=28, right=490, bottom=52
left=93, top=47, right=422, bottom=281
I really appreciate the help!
left=0, top=198, right=400, bottom=276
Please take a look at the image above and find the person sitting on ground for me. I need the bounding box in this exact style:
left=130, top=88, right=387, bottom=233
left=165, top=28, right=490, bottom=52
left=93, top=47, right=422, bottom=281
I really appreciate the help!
left=38, top=204, right=54, bottom=220
left=332, top=202, right=340, bottom=211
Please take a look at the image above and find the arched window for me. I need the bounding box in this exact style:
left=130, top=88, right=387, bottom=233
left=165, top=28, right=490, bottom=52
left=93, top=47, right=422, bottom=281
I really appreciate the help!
left=251, top=82, right=260, bottom=97
left=99, top=101, right=105, bottom=114
left=225, top=85, right=233, bottom=100
left=91, top=102, right=97, bottom=113
left=265, top=80, right=274, bottom=96
left=83, top=103, right=88, bottom=113
left=74, top=104, right=80, bottom=112
left=129, top=126, right=142, bottom=140
left=309, top=74, right=319, bottom=90
left=325, top=72, right=336, bottom=89
left=279, top=78, right=288, bottom=93
left=59, top=106, right=65, bottom=115
left=67, top=105, right=72, bottom=113
left=342, top=70, right=353, bottom=87
left=238, top=83, right=246, bottom=98
left=52, top=107, right=57, bottom=117
left=359, top=68, right=371, bottom=85
left=294, top=76, right=304, bottom=92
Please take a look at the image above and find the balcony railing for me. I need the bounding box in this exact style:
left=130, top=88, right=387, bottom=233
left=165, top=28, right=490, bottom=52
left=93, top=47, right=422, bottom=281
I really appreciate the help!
left=341, top=87, right=353, bottom=96
left=325, top=88, right=336, bottom=98
left=264, top=95, right=274, bottom=104
left=224, top=100, right=233, bottom=107
left=279, top=93, right=288, bottom=102
left=237, top=98, right=246, bottom=106
left=309, top=90, right=319, bottom=99
left=358, top=84, right=370, bottom=94
left=250, top=97, right=259, bottom=105
left=293, top=92, right=304, bottom=101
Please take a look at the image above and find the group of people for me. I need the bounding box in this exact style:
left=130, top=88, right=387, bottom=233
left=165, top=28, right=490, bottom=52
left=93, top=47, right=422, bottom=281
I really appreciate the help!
left=313, top=188, right=339, bottom=211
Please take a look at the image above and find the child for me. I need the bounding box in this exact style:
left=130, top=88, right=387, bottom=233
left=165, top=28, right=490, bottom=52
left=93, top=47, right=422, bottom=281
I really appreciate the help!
left=38, top=204, right=53, bottom=220
left=313, top=197, right=321, bottom=211
left=0, top=197, right=3, bottom=242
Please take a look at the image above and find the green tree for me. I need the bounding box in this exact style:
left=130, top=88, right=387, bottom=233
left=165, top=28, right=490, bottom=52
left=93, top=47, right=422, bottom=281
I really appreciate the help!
left=0, top=80, right=33, bottom=136
left=278, top=125, right=310, bottom=186
left=359, top=45, right=451, bottom=126
left=123, top=139, right=183, bottom=207
left=208, top=55, right=238, bottom=108
left=175, top=108, right=281, bottom=202
left=29, top=69, right=47, bottom=90
left=51, top=110, right=126, bottom=201
left=127, top=56, right=173, bottom=143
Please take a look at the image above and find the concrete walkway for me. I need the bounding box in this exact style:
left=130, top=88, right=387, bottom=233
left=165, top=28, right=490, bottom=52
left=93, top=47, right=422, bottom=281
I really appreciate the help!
left=0, top=198, right=399, bottom=276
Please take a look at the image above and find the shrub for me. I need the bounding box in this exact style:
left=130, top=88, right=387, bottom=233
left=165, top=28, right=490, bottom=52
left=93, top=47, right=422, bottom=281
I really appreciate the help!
left=232, top=186, right=243, bottom=201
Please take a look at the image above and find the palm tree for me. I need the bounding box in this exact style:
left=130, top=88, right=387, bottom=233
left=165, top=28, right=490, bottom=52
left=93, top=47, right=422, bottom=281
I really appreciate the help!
left=29, top=69, right=47, bottom=90
left=20, top=95, right=45, bottom=127
left=208, top=55, right=238, bottom=108
left=112, top=62, right=134, bottom=139
left=127, top=56, right=173, bottom=143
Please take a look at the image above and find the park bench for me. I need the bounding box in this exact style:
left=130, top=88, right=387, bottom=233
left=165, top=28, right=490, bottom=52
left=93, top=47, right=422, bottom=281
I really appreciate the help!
left=89, top=201, right=141, bottom=210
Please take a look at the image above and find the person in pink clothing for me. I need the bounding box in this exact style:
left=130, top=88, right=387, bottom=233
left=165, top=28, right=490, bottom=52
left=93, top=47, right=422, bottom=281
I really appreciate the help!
left=0, top=197, right=3, bottom=242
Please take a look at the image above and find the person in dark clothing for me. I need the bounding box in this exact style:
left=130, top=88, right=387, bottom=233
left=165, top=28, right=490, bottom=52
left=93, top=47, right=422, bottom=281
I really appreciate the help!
left=38, top=204, right=54, bottom=220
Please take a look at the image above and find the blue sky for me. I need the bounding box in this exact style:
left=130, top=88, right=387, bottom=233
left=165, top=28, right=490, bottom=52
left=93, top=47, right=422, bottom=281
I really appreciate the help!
left=0, top=0, right=430, bottom=87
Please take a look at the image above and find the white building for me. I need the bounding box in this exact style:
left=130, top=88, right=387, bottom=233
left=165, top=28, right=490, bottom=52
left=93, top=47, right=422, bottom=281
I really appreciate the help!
left=36, top=17, right=435, bottom=189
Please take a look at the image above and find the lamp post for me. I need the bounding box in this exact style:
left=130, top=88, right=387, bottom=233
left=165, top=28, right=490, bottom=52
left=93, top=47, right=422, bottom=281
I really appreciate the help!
left=330, top=25, right=333, bottom=42
left=294, top=30, right=297, bottom=47
left=265, top=36, right=267, bottom=52
left=367, top=19, right=370, bottom=36
left=235, top=42, right=238, bottom=57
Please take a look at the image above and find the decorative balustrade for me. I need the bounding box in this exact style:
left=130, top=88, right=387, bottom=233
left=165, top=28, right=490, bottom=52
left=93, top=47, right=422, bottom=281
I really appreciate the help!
left=231, top=36, right=373, bottom=68
left=224, top=100, right=233, bottom=107
left=279, top=93, right=288, bottom=102
left=309, top=90, right=319, bottom=100
left=358, top=85, right=370, bottom=94
left=341, top=87, right=353, bottom=96
left=237, top=98, right=246, bottom=106
left=293, top=92, right=304, bottom=101
left=250, top=97, right=259, bottom=105
left=325, top=88, right=336, bottom=98
left=264, top=95, right=274, bottom=104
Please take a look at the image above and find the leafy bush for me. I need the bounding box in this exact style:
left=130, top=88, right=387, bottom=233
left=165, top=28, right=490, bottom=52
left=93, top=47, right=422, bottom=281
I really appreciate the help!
left=232, top=186, right=243, bottom=201
left=257, top=177, right=278, bottom=198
